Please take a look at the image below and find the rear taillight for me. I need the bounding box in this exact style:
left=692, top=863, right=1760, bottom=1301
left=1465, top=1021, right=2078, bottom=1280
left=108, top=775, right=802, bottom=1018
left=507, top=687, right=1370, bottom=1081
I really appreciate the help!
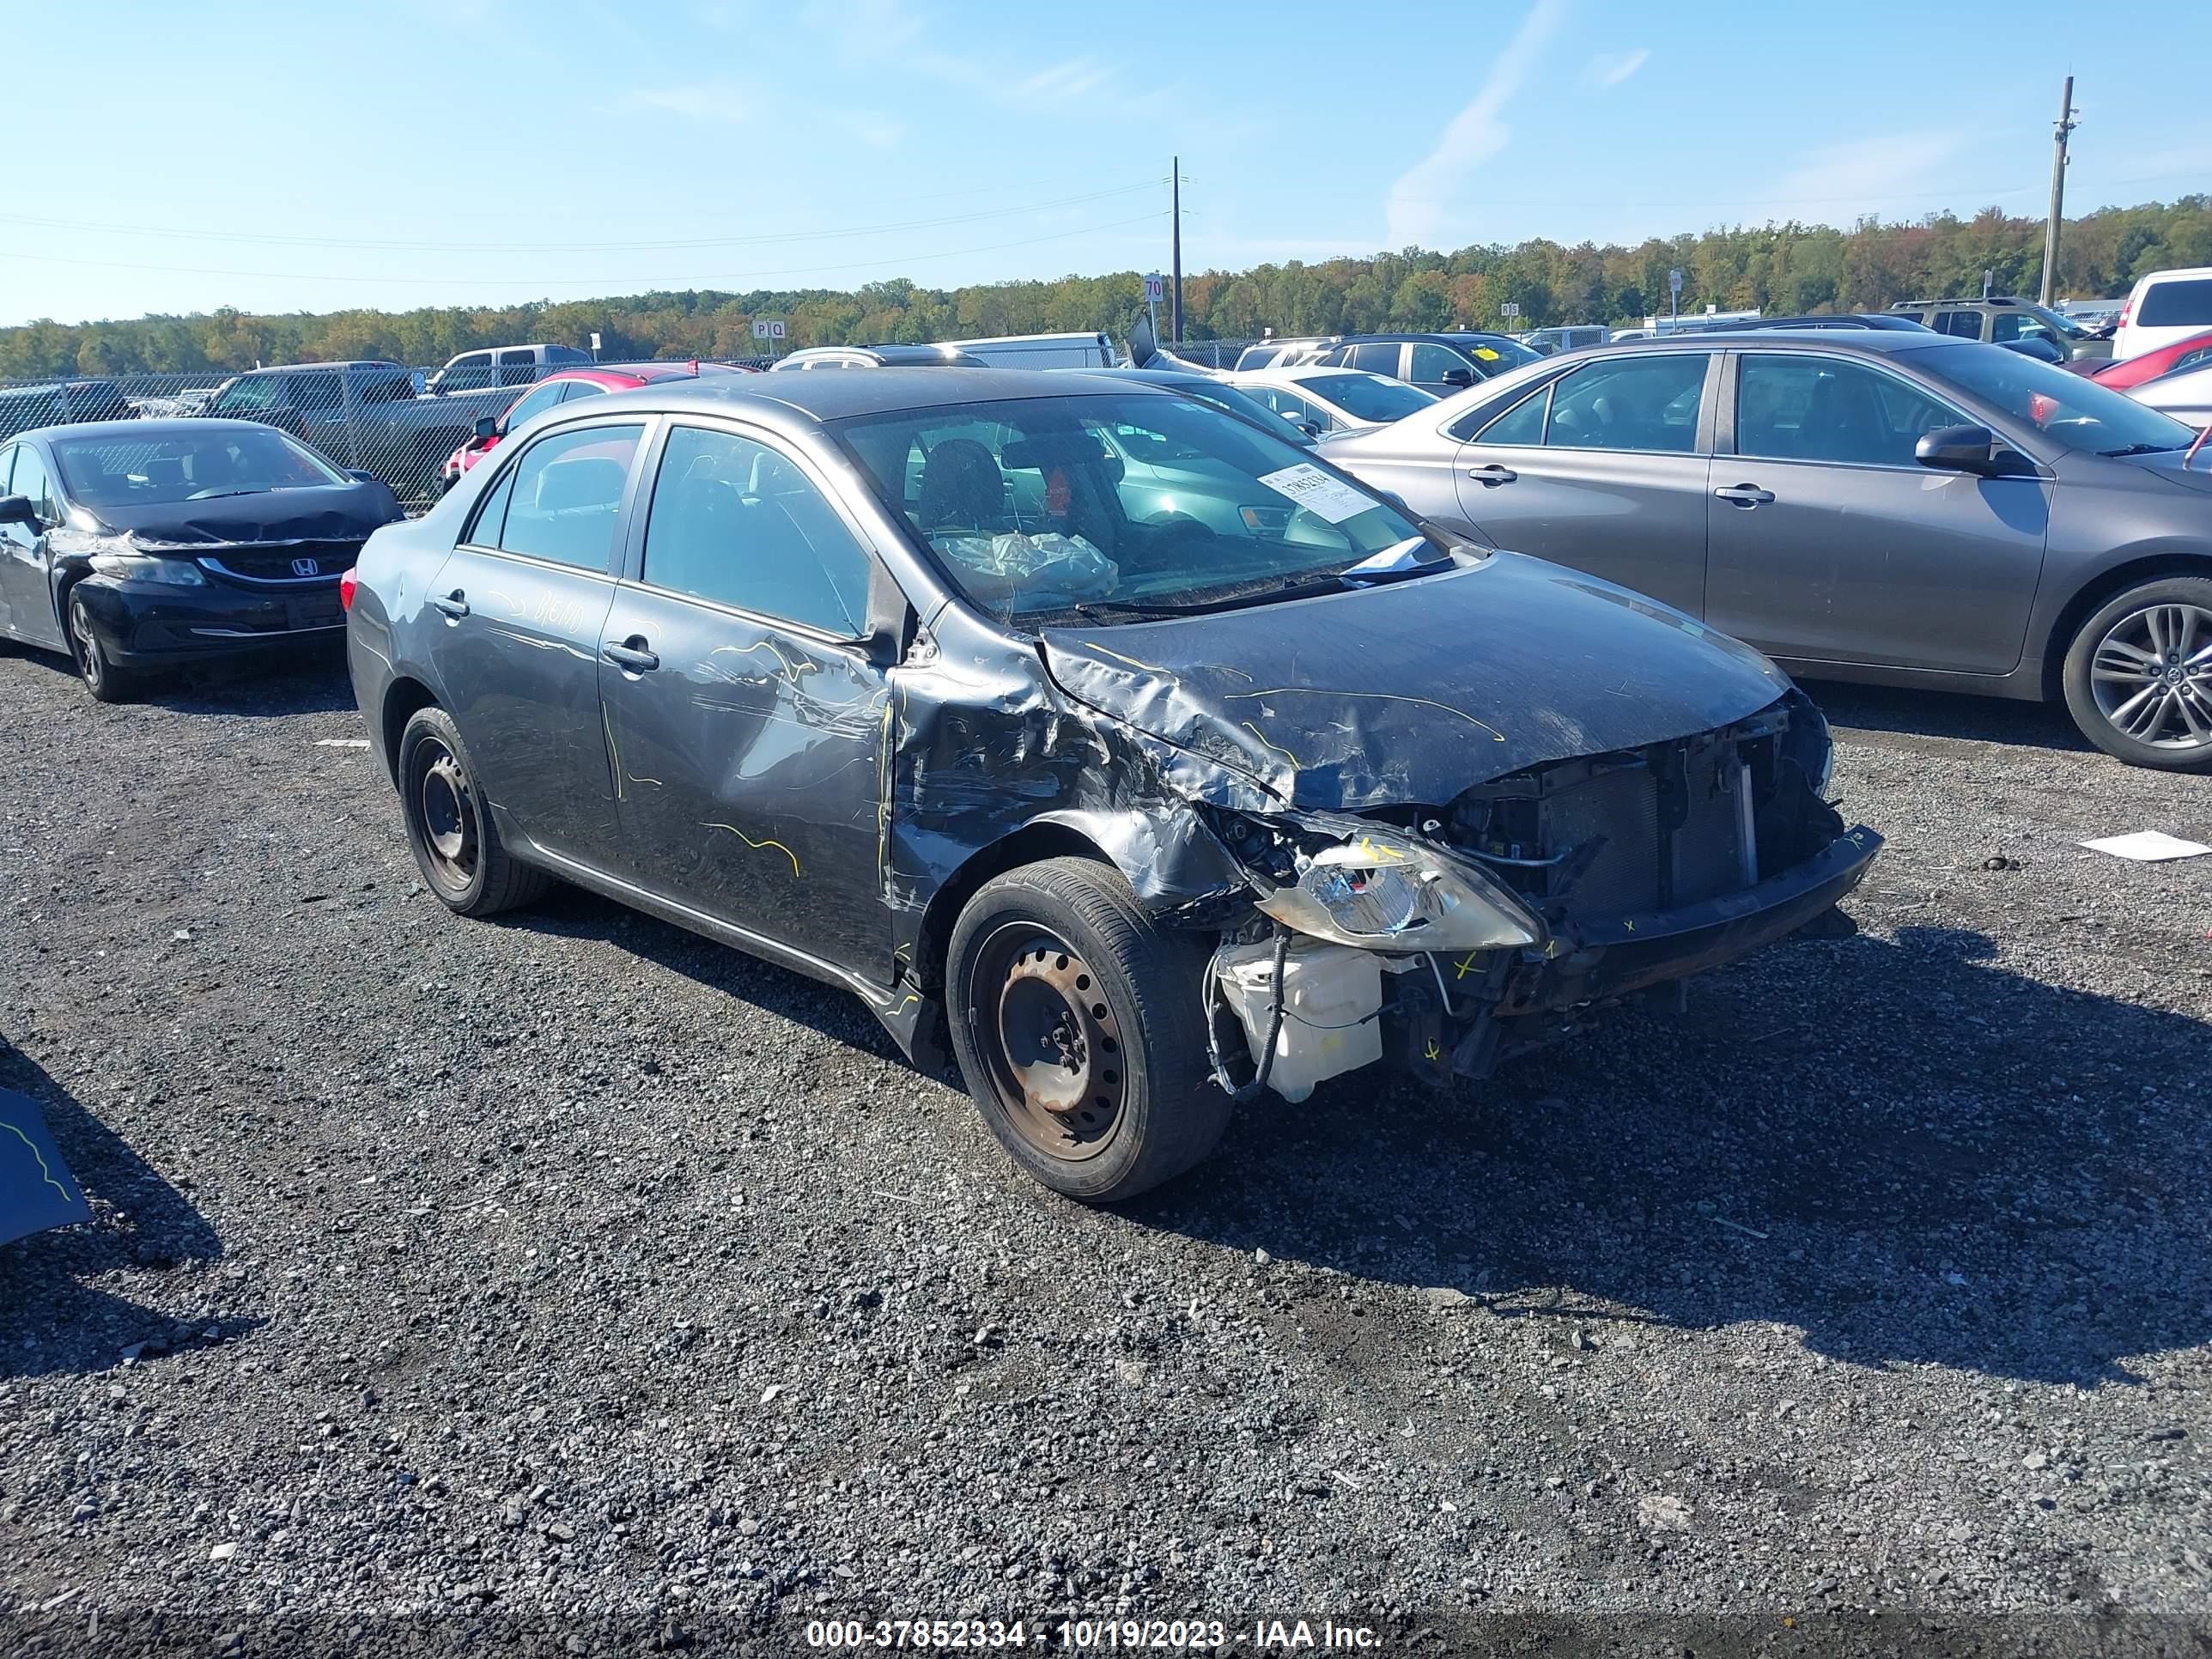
left=338, top=568, right=358, bottom=612
left=2118, top=296, right=2133, bottom=330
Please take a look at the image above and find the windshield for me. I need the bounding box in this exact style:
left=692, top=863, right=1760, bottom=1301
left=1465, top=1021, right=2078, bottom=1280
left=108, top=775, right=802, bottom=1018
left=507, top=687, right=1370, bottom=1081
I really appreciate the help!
left=1302, top=373, right=1437, bottom=423
left=52, top=428, right=350, bottom=508
left=836, top=392, right=1433, bottom=626
left=1917, top=343, right=2197, bottom=456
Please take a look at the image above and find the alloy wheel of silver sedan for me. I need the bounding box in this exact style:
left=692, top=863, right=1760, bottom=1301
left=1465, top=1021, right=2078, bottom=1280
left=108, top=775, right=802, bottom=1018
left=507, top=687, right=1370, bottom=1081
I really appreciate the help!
left=2088, top=601, right=2212, bottom=750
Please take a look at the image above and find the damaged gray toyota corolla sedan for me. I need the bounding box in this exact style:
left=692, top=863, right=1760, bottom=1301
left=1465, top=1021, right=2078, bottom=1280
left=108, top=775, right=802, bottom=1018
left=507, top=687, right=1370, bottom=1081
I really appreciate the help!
left=344, top=369, right=1881, bottom=1202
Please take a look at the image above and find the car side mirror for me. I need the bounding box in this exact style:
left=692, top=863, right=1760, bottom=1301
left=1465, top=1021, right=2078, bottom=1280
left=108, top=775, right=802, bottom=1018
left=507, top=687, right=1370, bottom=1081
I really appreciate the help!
left=1439, top=367, right=1475, bottom=388
left=346, top=469, right=379, bottom=484
left=0, top=494, right=37, bottom=527
left=474, top=415, right=499, bottom=440
left=1296, top=418, right=1326, bottom=439
left=1916, top=423, right=2018, bottom=477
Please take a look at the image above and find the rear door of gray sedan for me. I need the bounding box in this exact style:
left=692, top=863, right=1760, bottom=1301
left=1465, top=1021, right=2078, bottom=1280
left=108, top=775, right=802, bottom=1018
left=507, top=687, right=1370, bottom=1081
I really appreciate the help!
left=1448, top=352, right=1717, bottom=618
left=1703, top=351, right=2051, bottom=674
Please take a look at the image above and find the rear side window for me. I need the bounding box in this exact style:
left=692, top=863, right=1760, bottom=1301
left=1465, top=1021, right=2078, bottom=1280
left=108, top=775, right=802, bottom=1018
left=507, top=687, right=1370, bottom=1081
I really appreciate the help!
left=489, top=422, right=644, bottom=571
left=1545, top=356, right=1708, bottom=453
left=641, top=425, right=872, bottom=636
left=2138, top=277, right=2212, bottom=328
left=1933, top=310, right=1984, bottom=340
left=1347, top=342, right=1402, bottom=376
left=496, top=349, right=540, bottom=388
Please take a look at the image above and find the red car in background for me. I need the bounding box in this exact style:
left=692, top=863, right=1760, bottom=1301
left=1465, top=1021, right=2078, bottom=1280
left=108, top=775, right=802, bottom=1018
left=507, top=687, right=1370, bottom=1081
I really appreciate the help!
left=438, top=361, right=755, bottom=492
left=2089, top=329, right=2212, bottom=391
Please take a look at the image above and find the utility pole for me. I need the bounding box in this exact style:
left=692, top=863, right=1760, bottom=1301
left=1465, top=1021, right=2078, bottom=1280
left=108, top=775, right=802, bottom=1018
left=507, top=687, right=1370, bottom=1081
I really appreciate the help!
left=2040, top=76, right=2076, bottom=307
left=1170, top=157, right=1183, bottom=344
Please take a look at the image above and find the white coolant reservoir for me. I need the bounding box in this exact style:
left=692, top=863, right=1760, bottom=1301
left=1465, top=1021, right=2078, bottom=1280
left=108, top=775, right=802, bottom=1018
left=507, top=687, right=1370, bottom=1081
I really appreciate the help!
left=1214, top=939, right=1384, bottom=1103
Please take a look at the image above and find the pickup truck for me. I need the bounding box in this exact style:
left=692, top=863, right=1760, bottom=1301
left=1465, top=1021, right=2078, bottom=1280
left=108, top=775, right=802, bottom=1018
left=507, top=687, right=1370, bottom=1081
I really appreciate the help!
left=200, top=361, right=522, bottom=506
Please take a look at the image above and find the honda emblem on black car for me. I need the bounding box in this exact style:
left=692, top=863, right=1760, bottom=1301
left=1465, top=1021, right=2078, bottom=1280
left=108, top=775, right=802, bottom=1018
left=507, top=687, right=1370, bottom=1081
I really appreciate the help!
left=292, top=556, right=321, bottom=578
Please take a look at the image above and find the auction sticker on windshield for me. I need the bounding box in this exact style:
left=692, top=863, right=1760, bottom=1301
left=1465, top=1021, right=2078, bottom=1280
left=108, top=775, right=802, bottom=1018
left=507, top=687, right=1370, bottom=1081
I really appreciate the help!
left=1257, top=463, right=1376, bottom=524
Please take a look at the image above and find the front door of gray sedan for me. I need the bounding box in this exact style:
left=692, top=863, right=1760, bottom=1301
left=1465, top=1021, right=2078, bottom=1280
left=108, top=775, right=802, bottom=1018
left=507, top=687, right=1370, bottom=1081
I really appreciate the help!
left=1704, top=352, right=2051, bottom=674
left=596, top=422, right=893, bottom=981
left=1448, top=352, right=1717, bottom=618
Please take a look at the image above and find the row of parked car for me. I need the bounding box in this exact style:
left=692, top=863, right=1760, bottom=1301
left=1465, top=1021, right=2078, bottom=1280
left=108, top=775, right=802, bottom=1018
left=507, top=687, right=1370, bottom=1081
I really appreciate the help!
left=5, top=287, right=2210, bottom=1203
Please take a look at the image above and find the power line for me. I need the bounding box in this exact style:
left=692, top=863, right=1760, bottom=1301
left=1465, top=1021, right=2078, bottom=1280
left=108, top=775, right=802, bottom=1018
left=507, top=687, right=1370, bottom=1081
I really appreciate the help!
left=0, top=211, right=1172, bottom=292
left=0, top=179, right=1168, bottom=255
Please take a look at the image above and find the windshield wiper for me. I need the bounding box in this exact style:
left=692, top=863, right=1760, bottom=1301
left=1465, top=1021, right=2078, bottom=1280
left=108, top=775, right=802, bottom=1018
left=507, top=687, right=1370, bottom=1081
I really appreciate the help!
left=182, top=489, right=264, bottom=501
left=1072, top=551, right=1451, bottom=622
left=2099, top=442, right=2186, bottom=457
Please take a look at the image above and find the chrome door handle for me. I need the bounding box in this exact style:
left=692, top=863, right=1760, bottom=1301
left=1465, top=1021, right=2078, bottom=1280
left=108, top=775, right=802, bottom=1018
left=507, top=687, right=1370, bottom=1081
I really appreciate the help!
left=1714, top=484, right=1774, bottom=507
left=1467, top=464, right=1518, bottom=485
left=430, top=589, right=469, bottom=618
left=603, top=638, right=659, bottom=673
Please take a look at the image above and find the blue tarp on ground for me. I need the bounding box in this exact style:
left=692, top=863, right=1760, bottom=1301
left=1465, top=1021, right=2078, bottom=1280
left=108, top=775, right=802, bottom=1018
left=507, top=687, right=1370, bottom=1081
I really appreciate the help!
left=0, top=1085, right=89, bottom=1246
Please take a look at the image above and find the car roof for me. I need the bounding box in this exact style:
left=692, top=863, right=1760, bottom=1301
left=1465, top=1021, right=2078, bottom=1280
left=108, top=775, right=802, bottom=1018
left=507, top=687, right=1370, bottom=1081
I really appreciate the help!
left=237, top=361, right=405, bottom=374
left=612, top=367, right=1155, bottom=423
left=1342, top=331, right=1522, bottom=345
left=1558, top=332, right=1972, bottom=362
left=27, top=417, right=312, bottom=443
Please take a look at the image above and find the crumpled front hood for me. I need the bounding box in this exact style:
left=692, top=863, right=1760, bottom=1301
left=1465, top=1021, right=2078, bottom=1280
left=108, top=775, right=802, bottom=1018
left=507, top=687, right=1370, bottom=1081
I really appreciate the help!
left=1039, top=553, right=1791, bottom=810
left=90, top=483, right=398, bottom=549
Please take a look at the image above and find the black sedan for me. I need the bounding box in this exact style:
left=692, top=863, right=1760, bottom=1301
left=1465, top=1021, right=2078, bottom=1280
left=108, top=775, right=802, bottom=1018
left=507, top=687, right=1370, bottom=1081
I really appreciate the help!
left=344, top=370, right=1880, bottom=1202
left=0, top=419, right=402, bottom=700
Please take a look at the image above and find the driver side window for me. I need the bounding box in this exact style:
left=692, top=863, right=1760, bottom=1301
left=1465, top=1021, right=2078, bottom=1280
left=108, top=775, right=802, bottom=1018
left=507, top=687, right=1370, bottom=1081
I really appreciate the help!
left=641, top=425, right=872, bottom=636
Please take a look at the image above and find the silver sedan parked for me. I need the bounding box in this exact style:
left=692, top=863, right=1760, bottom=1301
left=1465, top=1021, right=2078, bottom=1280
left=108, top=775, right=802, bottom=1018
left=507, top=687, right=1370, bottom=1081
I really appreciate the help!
left=1326, top=332, right=2212, bottom=769
left=2127, top=359, right=2212, bottom=431
left=1226, top=367, right=1438, bottom=437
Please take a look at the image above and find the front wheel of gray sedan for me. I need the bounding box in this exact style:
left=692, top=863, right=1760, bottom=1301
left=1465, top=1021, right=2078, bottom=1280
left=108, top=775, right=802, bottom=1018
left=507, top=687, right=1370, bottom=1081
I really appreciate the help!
left=2063, top=576, right=2212, bottom=772
left=397, top=705, right=552, bottom=915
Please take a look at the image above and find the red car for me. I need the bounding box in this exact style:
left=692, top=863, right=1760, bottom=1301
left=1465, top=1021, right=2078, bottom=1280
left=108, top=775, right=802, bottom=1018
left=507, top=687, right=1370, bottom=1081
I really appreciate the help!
left=438, top=361, right=754, bottom=492
left=2088, top=328, right=2212, bottom=392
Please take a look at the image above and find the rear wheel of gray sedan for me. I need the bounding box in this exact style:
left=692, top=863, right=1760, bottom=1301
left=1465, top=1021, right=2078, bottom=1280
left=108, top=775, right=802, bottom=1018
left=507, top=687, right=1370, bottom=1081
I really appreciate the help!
left=2062, top=576, right=2212, bottom=772
left=946, top=857, right=1230, bottom=1204
left=396, top=705, right=550, bottom=915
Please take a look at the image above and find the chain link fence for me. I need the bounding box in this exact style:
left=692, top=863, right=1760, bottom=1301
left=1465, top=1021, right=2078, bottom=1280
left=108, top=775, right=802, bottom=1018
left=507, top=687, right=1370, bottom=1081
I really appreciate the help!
left=0, top=362, right=751, bottom=514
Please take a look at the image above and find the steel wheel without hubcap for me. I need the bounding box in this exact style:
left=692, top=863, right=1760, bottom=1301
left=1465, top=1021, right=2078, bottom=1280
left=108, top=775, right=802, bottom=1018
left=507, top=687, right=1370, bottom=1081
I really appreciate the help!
left=415, top=740, right=479, bottom=894
left=2089, top=601, right=2212, bottom=751
left=969, top=922, right=1127, bottom=1163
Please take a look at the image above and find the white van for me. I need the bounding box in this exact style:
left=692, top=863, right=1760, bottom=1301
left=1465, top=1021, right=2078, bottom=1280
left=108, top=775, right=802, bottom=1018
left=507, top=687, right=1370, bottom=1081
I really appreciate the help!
left=2113, top=267, right=2212, bottom=361
left=939, top=331, right=1116, bottom=369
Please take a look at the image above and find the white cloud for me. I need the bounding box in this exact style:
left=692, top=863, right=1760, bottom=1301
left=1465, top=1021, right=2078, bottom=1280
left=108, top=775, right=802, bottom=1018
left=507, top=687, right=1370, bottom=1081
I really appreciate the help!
left=1385, top=0, right=1567, bottom=248
left=1581, top=47, right=1649, bottom=91
left=1768, top=132, right=1968, bottom=216
left=614, top=82, right=756, bottom=125
left=854, top=114, right=906, bottom=149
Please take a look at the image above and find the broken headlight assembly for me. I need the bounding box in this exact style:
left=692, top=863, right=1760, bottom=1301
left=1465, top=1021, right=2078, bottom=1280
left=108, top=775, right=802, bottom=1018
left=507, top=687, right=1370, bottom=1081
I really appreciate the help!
left=1246, top=823, right=1547, bottom=954
left=88, top=550, right=206, bottom=587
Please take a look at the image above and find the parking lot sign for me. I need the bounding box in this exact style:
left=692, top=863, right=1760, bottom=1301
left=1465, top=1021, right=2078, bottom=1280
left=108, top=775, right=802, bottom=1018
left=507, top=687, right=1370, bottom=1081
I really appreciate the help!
left=1144, top=273, right=1165, bottom=304
left=752, top=319, right=787, bottom=341
left=1499, top=301, right=1521, bottom=320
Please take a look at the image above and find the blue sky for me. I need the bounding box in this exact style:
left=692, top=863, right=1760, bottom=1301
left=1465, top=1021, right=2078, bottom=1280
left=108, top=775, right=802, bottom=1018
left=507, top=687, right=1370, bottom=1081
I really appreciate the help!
left=5, top=0, right=2209, bottom=326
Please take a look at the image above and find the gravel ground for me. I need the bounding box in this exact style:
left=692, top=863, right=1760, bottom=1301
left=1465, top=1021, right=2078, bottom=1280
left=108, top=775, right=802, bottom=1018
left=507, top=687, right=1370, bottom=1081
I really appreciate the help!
left=2, top=642, right=2209, bottom=1656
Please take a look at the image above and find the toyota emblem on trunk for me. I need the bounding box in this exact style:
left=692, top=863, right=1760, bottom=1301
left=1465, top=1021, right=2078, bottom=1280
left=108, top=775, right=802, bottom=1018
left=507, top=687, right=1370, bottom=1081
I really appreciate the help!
left=291, top=557, right=321, bottom=577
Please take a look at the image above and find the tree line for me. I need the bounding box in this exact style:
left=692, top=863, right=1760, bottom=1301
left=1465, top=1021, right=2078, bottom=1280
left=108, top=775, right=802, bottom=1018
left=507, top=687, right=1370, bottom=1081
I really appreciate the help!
left=3, top=197, right=2207, bottom=381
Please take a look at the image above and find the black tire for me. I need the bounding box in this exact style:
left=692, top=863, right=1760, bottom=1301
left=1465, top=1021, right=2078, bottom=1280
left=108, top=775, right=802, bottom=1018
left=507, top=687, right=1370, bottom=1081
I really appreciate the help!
left=945, top=856, right=1229, bottom=1203
left=2061, top=575, right=2212, bottom=772
left=395, top=704, right=550, bottom=916
left=66, top=587, right=140, bottom=703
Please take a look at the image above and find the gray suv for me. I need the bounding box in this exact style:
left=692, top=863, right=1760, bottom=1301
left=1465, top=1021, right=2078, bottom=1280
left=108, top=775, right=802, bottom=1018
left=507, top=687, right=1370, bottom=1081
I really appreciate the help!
left=1325, top=332, right=2212, bottom=769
